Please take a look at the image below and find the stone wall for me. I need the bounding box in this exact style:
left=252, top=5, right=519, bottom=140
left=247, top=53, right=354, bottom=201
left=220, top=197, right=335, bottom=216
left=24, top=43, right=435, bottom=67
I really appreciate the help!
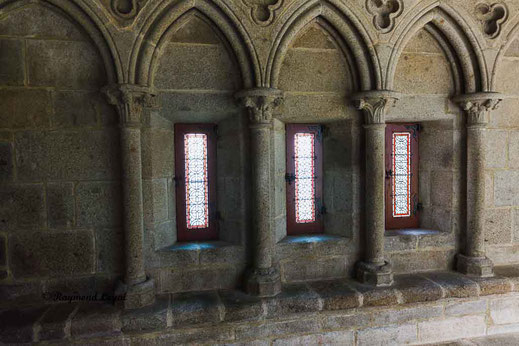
left=486, top=37, right=519, bottom=265
left=0, top=0, right=519, bottom=304
left=0, top=3, right=121, bottom=305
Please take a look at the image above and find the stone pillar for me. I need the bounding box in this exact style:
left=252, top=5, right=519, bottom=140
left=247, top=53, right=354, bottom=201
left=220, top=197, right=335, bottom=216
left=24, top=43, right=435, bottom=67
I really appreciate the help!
left=352, top=91, right=400, bottom=286
left=103, top=84, right=158, bottom=309
left=236, top=88, right=284, bottom=297
left=454, top=92, right=503, bottom=277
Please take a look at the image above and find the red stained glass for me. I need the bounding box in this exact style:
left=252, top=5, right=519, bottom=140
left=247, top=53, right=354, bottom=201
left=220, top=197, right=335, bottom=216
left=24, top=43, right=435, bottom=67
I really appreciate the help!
left=184, top=133, right=209, bottom=229
left=392, top=132, right=411, bottom=218
left=294, top=133, right=316, bottom=223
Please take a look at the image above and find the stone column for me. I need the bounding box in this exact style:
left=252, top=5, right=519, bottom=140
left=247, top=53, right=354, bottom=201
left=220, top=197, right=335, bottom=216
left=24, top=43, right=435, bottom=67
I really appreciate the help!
left=454, top=92, right=503, bottom=277
left=103, top=84, right=158, bottom=309
left=236, top=88, right=284, bottom=297
left=352, top=91, right=400, bottom=286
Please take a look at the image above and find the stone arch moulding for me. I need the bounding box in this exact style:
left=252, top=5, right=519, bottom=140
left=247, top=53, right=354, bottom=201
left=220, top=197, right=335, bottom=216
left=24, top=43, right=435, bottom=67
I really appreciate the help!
left=0, top=0, right=123, bottom=84
left=266, top=0, right=382, bottom=91
left=129, top=0, right=261, bottom=88
left=386, top=4, right=490, bottom=94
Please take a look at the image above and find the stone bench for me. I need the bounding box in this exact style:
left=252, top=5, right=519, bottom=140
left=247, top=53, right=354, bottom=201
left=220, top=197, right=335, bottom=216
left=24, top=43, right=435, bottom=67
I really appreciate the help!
left=1, top=267, right=519, bottom=344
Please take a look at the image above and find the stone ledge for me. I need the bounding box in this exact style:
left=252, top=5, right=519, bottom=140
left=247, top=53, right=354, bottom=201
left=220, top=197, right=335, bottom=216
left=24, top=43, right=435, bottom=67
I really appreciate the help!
left=1, top=268, right=518, bottom=344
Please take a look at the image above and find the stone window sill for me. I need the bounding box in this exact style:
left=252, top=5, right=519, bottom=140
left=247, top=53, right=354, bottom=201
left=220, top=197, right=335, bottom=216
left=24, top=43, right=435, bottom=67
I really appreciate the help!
left=384, top=229, right=454, bottom=252
left=279, top=234, right=347, bottom=245
left=157, top=241, right=245, bottom=266
left=161, top=240, right=234, bottom=252
left=385, top=229, right=443, bottom=237
left=276, top=234, right=350, bottom=261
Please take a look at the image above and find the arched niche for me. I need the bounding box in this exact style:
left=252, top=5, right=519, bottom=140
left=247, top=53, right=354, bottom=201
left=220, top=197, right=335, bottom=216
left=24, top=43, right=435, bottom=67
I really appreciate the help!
left=267, top=0, right=380, bottom=91
left=0, top=0, right=123, bottom=304
left=387, top=6, right=488, bottom=94
left=139, top=8, right=249, bottom=294
left=130, top=0, right=259, bottom=88
left=270, top=19, right=362, bottom=283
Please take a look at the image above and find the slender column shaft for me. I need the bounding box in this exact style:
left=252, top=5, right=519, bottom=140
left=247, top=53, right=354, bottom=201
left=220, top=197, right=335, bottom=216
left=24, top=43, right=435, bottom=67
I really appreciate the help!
left=364, top=123, right=386, bottom=265
left=236, top=88, right=283, bottom=297
left=250, top=123, right=273, bottom=270
left=120, top=126, right=146, bottom=285
left=454, top=92, right=503, bottom=277
left=103, top=84, right=158, bottom=308
left=466, top=124, right=486, bottom=258
left=352, top=91, right=399, bottom=286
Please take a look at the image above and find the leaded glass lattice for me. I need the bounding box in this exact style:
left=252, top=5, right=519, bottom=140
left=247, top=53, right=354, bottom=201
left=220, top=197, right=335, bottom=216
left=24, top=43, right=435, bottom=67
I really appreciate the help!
left=184, top=133, right=209, bottom=229
left=392, top=132, right=411, bottom=218
left=294, top=133, right=316, bottom=223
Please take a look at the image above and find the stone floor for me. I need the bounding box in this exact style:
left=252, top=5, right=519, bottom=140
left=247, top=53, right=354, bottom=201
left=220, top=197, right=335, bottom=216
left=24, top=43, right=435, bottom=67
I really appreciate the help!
left=1, top=266, right=519, bottom=344
left=430, top=333, right=519, bottom=345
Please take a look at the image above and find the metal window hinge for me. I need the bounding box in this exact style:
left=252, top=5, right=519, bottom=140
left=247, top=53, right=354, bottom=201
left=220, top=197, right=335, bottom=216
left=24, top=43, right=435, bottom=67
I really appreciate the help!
left=385, top=170, right=392, bottom=179
left=173, top=176, right=183, bottom=187
left=404, top=124, right=421, bottom=138
left=285, top=173, right=296, bottom=185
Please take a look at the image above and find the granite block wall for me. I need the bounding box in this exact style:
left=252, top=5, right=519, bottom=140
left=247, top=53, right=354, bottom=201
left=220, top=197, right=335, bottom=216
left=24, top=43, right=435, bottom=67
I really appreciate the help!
left=0, top=0, right=519, bottom=303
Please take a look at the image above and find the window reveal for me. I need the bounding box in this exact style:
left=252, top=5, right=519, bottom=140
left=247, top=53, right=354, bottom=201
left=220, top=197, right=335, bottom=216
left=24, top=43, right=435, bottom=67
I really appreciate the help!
left=286, top=124, right=324, bottom=235
left=385, top=124, right=420, bottom=230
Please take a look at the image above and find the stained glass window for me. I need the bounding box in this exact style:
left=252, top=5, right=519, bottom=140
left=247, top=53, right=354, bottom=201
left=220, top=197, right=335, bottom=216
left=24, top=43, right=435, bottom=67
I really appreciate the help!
left=286, top=124, right=323, bottom=235
left=184, top=133, right=209, bottom=229
left=392, top=132, right=411, bottom=218
left=175, top=124, right=218, bottom=241
left=294, top=133, right=316, bottom=223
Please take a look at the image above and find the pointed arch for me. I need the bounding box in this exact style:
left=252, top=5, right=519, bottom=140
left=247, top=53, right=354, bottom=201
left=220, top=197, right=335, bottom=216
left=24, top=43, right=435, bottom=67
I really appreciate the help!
left=267, top=0, right=381, bottom=91
left=387, top=4, right=489, bottom=94
left=130, top=0, right=260, bottom=89
left=0, top=0, right=123, bottom=84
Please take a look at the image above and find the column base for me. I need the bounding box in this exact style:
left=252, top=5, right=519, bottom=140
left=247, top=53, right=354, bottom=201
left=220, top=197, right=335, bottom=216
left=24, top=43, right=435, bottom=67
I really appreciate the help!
left=356, top=261, right=394, bottom=286
left=115, top=278, right=156, bottom=309
left=457, top=254, right=494, bottom=277
left=245, top=267, right=281, bottom=297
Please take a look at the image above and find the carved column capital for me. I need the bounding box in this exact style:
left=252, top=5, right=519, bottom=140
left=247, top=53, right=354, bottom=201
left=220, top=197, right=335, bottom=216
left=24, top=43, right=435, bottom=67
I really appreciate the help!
left=102, top=84, right=159, bottom=127
left=235, top=88, right=284, bottom=126
left=454, top=92, right=504, bottom=126
left=352, top=90, right=400, bottom=125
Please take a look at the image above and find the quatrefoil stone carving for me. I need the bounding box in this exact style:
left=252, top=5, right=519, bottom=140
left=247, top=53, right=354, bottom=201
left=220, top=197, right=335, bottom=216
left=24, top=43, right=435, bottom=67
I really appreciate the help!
left=475, top=2, right=508, bottom=39
left=242, top=0, right=283, bottom=26
left=366, top=0, right=403, bottom=33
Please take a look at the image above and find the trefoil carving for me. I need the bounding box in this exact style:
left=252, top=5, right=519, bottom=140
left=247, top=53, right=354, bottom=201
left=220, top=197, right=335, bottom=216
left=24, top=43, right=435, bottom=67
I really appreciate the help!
left=475, top=2, right=508, bottom=39
left=366, top=0, right=403, bottom=33
left=242, top=0, right=283, bottom=27
left=110, top=0, right=146, bottom=20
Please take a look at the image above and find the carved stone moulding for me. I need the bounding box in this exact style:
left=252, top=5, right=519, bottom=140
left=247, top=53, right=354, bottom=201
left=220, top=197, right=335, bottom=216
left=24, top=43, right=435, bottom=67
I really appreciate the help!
left=366, top=0, right=403, bottom=33
left=242, top=0, right=283, bottom=27
left=475, top=2, right=508, bottom=39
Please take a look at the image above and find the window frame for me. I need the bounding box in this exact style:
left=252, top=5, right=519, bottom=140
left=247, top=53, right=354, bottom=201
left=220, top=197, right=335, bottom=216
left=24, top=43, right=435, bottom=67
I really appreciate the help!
left=285, top=124, right=324, bottom=235
left=385, top=123, right=420, bottom=230
left=174, top=123, right=218, bottom=242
